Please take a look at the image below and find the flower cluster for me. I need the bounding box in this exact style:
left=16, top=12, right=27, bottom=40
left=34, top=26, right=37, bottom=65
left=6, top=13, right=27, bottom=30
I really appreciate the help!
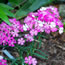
left=0, top=56, right=7, bottom=65
left=0, top=6, right=64, bottom=47
left=24, top=56, right=37, bottom=65
left=0, top=22, right=16, bottom=47
left=0, top=19, right=25, bottom=47
left=24, top=6, right=64, bottom=34
left=0, top=6, right=64, bottom=65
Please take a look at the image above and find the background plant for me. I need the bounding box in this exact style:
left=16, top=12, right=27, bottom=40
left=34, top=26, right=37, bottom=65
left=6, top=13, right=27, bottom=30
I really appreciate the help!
left=0, top=0, right=54, bottom=25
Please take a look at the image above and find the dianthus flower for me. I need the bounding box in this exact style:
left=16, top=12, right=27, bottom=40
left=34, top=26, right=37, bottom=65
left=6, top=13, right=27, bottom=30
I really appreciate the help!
left=30, top=29, right=38, bottom=36
left=24, top=6, right=64, bottom=34
left=24, top=56, right=37, bottom=65
left=24, top=34, right=34, bottom=42
left=0, top=56, right=7, bottom=65
left=32, top=58, right=37, bottom=65
left=18, top=38, right=25, bottom=45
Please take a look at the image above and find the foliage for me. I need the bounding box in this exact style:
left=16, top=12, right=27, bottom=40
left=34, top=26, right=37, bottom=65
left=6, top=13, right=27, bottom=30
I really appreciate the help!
left=16, top=0, right=54, bottom=19
left=0, top=3, right=15, bottom=25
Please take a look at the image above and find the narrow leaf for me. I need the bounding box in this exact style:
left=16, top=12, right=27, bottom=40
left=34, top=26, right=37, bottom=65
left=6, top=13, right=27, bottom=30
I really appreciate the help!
left=0, top=8, right=11, bottom=25
left=33, top=53, right=48, bottom=59
left=0, top=3, right=14, bottom=10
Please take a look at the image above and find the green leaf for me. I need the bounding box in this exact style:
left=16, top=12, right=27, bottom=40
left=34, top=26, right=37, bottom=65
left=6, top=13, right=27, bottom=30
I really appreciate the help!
left=4, top=10, right=15, bottom=17
left=16, top=0, right=32, bottom=19
left=33, top=53, right=48, bottom=59
left=16, top=10, right=30, bottom=19
left=0, top=3, right=14, bottom=10
left=0, top=8, right=11, bottom=25
left=0, top=3, right=15, bottom=25
left=11, top=58, right=18, bottom=65
left=63, top=22, right=65, bottom=26
left=35, top=49, right=48, bottom=56
left=38, top=33, right=42, bottom=48
left=29, top=0, right=35, bottom=4
left=16, top=0, right=53, bottom=19
left=8, top=0, right=25, bottom=6
left=0, top=6, right=15, bottom=17
left=29, top=0, right=49, bottom=11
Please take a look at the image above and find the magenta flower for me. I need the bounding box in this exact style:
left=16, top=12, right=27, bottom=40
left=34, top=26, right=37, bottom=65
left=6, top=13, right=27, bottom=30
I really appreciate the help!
left=11, top=29, right=19, bottom=37
left=0, top=56, right=7, bottom=65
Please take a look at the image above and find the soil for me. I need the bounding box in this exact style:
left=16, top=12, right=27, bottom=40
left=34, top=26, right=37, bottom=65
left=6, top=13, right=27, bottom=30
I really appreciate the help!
left=38, top=33, right=65, bottom=65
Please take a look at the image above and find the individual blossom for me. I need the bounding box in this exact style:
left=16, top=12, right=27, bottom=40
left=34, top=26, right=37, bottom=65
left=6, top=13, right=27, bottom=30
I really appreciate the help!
left=24, top=56, right=37, bottom=65
left=24, top=34, right=34, bottom=42
left=24, top=56, right=32, bottom=65
left=18, top=38, right=25, bottom=45
left=44, top=23, right=51, bottom=34
left=50, top=22, right=56, bottom=28
left=23, top=24, right=29, bottom=31
left=0, top=56, right=3, bottom=60
left=59, top=27, right=64, bottom=34
left=0, top=56, right=7, bottom=65
left=32, top=58, right=37, bottom=65
left=9, top=18, right=21, bottom=29
left=11, top=29, right=19, bottom=37
left=19, top=24, right=24, bottom=32
left=30, top=29, right=38, bottom=36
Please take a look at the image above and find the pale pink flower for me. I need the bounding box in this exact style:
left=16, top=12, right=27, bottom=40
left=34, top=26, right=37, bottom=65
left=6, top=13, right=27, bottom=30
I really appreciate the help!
left=32, top=58, right=37, bottom=65
left=24, top=56, right=32, bottom=65
left=18, top=38, right=25, bottom=45
left=30, top=29, right=38, bottom=36
left=24, top=56, right=37, bottom=65
left=25, top=34, right=34, bottom=42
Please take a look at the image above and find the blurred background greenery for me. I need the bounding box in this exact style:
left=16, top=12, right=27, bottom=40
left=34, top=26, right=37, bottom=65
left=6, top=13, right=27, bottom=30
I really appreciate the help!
left=0, top=0, right=65, bottom=25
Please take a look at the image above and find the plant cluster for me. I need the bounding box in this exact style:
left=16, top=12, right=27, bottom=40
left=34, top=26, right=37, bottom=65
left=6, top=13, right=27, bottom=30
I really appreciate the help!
left=0, top=6, right=63, bottom=46
left=0, top=6, right=64, bottom=65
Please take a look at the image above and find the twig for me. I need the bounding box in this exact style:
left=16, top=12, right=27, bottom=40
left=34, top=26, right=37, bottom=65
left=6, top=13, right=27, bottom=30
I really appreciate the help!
left=56, top=45, right=65, bottom=51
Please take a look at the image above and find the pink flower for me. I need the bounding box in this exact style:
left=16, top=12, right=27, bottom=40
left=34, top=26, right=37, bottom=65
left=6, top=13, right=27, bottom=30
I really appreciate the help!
left=30, top=29, right=38, bottom=36
left=25, top=56, right=32, bottom=65
left=32, top=58, right=37, bottom=65
left=51, top=28, right=58, bottom=32
left=24, top=56, right=37, bottom=65
left=24, top=16, right=32, bottom=23
left=11, top=29, right=19, bottom=37
left=24, top=34, right=34, bottom=42
left=0, top=56, right=7, bottom=65
left=0, top=59, right=7, bottom=65
left=44, top=23, right=51, bottom=34
left=18, top=38, right=25, bottom=45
